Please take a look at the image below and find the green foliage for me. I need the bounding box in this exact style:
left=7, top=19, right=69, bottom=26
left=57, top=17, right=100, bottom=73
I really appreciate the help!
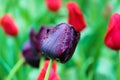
left=0, top=0, right=120, bottom=80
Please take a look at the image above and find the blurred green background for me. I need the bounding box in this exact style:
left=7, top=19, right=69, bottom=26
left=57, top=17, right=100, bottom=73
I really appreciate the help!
left=0, top=0, right=120, bottom=80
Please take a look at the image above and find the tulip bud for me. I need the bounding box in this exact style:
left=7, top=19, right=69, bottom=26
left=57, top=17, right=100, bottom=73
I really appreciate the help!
left=22, top=41, right=40, bottom=68
left=41, top=23, right=80, bottom=63
left=67, top=2, right=86, bottom=32
left=104, top=13, right=120, bottom=50
left=37, top=60, right=59, bottom=80
left=45, top=0, right=61, bottom=12
left=1, top=14, right=18, bottom=36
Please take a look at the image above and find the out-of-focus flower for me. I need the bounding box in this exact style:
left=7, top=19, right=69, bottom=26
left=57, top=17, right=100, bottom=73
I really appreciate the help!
left=67, top=2, right=86, bottom=32
left=1, top=14, right=18, bottom=36
left=37, top=60, right=59, bottom=80
left=22, top=41, right=40, bottom=68
left=103, top=3, right=112, bottom=18
left=45, top=0, right=61, bottom=12
left=104, top=13, right=120, bottom=50
left=30, top=23, right=80, bottom=63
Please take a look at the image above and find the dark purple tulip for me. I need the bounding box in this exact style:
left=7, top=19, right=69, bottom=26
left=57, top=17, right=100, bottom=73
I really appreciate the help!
left=22, top=41, right=40, bottom=68
left=30, top=23, right=80, bottom=63
left=41, top=23, right=80, bottom=63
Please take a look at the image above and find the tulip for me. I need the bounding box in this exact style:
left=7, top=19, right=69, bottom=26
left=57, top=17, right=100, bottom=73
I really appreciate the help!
left=1, top=14, right=18, bottom=36
left=30, top=23, right=80, bottom=63
left=104, top=13, right=120, bottom=50
left=22, top=41, right=40, bottom=68
left=42, top=23, right=80, bottom=63
left=37, top=60, right=59, bottom=80
left=45, top=0, right=61, bottom=12
left=67, top=2, right=86, bottom=32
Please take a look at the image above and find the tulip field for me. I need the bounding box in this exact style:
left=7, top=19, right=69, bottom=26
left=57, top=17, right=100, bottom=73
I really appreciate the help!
left=0, top=0, right=120, bottom=80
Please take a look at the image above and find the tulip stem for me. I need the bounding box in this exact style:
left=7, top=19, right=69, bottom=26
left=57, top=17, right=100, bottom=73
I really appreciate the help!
left=44, top=59, right=53, bottom=80
left=39, top=57, right=45, bottom=71
left=117, top=51, right=120, bottom=80
left=6, top=58, right=25, bottom=80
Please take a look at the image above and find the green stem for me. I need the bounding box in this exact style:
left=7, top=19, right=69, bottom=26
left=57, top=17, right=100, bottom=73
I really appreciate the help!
left=6, top=58, right=25, bottom=80
left=44, top=59, right=53, bottom=80
left=39, top=57, right=45, bottom=71
left=117, top=51, right=120, bottom=80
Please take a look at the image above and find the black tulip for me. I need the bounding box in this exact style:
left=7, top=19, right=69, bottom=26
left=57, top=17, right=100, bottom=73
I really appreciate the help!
left=41, top=23, right=80, bottom=63
left=30, top=23, right=80, bottom=63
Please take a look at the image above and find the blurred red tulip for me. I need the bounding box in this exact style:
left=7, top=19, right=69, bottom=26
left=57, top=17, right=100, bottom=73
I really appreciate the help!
left=1, top=14, right=18, bottom=36
left=67, top=2, right=86, bottom=32
left=37, top=60, right=59, bottom=80
left=104, top=13, right=120, bottom=50
left=45, top=0, right=61, bottom=12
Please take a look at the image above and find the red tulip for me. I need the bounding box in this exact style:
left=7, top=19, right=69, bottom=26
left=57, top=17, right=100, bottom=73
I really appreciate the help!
left=1, top=14, right=18, bottom=36
left=104, top=13, right=120, bottom=50
left=67, top=2, right=86, bottom=32
left=45, top=0, right=61, bottom=12
left=37, top=60, right=59, bottom=80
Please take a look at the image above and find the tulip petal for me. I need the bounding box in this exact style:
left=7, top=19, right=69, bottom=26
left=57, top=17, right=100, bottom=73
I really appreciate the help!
left=22, top=41, right=40, bottom=68
left=67, top=2, right=86, bottom=32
